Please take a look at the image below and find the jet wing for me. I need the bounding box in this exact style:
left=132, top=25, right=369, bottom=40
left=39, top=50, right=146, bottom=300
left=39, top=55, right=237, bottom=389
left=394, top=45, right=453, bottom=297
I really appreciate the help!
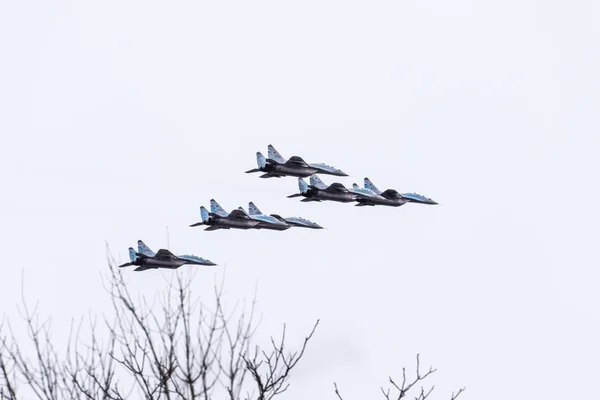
left=349, top=186, right=378, bottom=198
left=323, top=183, right=348, bottom=193
left=134, top=265, right=156, bottom=272
left=283, top=217, right=323, bottom=229
left=284, top=156, right=309, bottom=168
left=227, top=209, right=252, bottom=219
left=154, top=249, right=177, bottom=260
left=308, top=162, right=347, bottom=176
left=178, top=254, right=217, bottom=266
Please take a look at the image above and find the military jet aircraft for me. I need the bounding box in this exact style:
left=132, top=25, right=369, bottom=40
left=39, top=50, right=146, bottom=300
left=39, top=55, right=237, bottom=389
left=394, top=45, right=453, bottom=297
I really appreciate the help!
left=189, top=199, right=261, bottom=231
left=287, top=175, right=357, bottom=203
left=238, top=203, right=291, bottom=230
left=348, top=183, right=408, bottom=207
left=118, top=240, right=216, bottom=272
left=245, top=144, right=348, bottom=179
left=363, top=177, right=438, bottom=205
left=247, top=202, right=323, bottom=229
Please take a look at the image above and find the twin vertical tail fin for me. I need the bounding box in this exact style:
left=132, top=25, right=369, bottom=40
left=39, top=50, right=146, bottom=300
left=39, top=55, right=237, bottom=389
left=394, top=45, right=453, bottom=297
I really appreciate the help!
left=256, top=152, right=267, bottom=168
left=267, top=144, right=287, bottom=164
left=200, top=206, right=210, bottom=223
left=248, top=202, right=262, bottom=216
left=210, top=199, right=229, bottom=217
left=137, top=240, right=156, bottom=257
left=309, top=175, right=328, bottom=189
left=299, top=178, right=309, bottom=193
left=128, top=247, right=137, bottom=262
left=364, top=177, right=382, bottom=194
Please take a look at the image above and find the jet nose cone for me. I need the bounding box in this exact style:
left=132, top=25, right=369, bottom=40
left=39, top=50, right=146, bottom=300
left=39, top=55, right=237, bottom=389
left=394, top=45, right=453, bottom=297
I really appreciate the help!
left=205, top=260, right=217, bottom=266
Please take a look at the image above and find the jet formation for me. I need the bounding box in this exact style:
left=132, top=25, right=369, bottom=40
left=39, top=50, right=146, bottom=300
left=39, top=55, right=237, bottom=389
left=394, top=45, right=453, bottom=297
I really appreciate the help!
left=120, top=144, right=436, bottom=272
left=119, top=240, right=217, bottom=272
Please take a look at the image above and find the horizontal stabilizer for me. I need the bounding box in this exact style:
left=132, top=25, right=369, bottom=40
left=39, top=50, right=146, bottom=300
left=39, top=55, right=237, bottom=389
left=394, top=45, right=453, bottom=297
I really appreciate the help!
left=204, top=226, right=223, bottom=231
left=287, top=193, right=303, bottom=198
left=118, top=261, right=135, bottom=268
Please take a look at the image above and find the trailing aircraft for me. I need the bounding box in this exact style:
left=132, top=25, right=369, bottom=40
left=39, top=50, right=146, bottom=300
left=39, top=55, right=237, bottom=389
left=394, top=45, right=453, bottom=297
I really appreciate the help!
left=362, top=177, right=438, bottom=205
left=287, top=175, right=357, bottom=203
left=247, top=202, right=323, bottom=229
left=118, top=240, right=216, bottom=272
left=189, top=199, right=261, bottom=231
left=245, top=144, right=348, bottom=179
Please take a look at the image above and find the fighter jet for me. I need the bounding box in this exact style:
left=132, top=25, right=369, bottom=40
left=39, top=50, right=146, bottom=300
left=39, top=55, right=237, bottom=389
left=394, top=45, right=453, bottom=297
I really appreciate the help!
left=189, top=199, right=261, bottom=231
left=362, top=177, right=438, bottom=205
left=287, top=175, right=357, bottom=203
left=118, top=240, right=217, bottom=272
left=247, top=202, right=323, bottom=229
left=239, top=203, right=291, bottom=230
left=348, top=183, right=408, bottom=207
left=245, top=144, right=348, bottom=179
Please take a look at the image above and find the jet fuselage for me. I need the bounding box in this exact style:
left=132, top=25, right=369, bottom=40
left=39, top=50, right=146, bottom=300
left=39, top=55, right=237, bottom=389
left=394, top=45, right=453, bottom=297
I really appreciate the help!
left=356, top=197, right=408, bottom=207
left=133, top=257, right=185, bottom=269
left=303, top=188, right=357, bottom=203
left=263, top=163, right=319, bottom=178
left=208, top=216, right=260, bottom=230
left=251, top=217, right=291, bottom=230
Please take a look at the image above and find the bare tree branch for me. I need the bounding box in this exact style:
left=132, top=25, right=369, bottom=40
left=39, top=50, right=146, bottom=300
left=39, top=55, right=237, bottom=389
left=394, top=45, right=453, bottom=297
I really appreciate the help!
left=334, top=354, right=465, bottom=400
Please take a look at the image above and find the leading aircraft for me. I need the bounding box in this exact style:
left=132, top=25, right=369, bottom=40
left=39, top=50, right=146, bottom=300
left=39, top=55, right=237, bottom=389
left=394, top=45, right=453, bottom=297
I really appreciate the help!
left=287, top=175, right=357, bottom=203
left=247, top=202, right=323, bottom=229
left=189, top=199, right=261, bottom=231
left=362, top=177, right=438, bottom=205
left=245, top=144, right=348, bottom=179
left=118, top=240, right=217, bottom=272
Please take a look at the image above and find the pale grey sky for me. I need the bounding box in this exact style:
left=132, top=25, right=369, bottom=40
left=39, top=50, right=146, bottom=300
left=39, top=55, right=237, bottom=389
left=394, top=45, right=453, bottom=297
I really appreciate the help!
left=1, top=0, right=599, bottom=398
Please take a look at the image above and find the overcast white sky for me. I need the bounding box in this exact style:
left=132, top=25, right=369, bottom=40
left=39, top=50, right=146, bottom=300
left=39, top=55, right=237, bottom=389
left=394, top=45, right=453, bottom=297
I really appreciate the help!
left=1, top=0, right=599, bottom=398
